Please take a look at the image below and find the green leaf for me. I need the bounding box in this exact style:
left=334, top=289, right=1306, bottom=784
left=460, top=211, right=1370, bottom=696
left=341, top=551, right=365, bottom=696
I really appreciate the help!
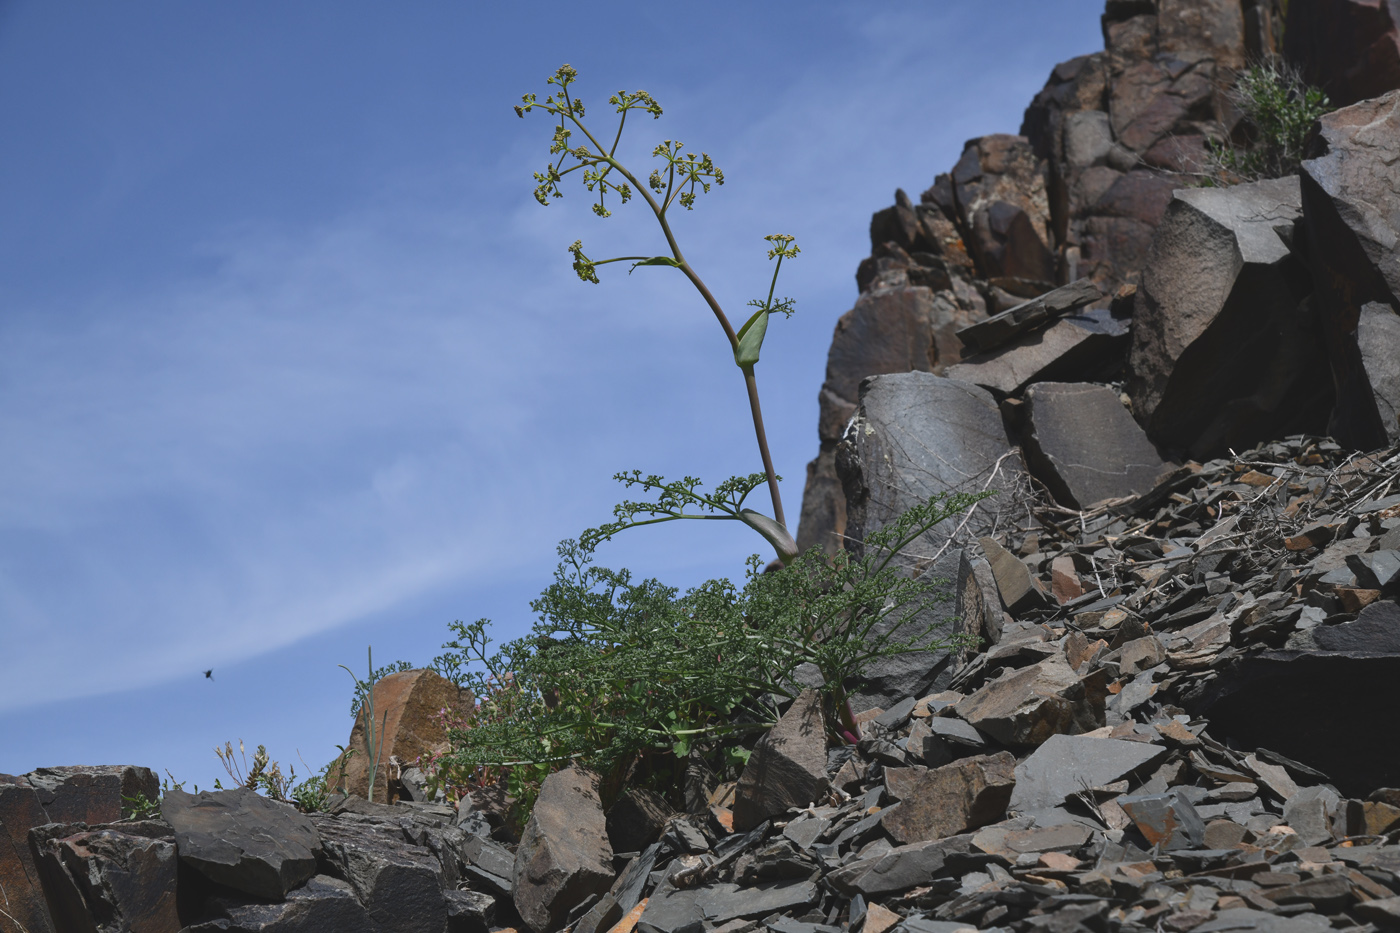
left=734, top=308, right=768, bottom=368
left=628, top=256, right=681, bottom=273
left=737, top=508, right=797, bottom=562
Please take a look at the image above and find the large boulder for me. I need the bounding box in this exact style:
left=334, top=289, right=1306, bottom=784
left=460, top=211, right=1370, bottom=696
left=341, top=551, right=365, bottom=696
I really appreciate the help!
left=1, top=778, right=56, bottom=933
left=948, top=135, right=1055, bottom=283
left=1298, top=90, right=1400, bottom=451
left=835, top=373, right=1031, bottom=708
left=732, top=690, right=830, bottom=832
left=1126, top=175, right=1330, bottom=459
left=28, top=821, right=180, bottom=933
left=1021, top=382, right=1175, bottom=509
left=160, top=786, right=320, bottom=900
left=1285, top=0, right=1400, bottom=107
left=798, top=283, right=984, bottom=557
left=339, top=668, right=468, bottom=804
left=312, top=813, right=448, bottom=933
left=0, top=766, right=159, bottom=933
left=512, top=767, right=614, bottom=933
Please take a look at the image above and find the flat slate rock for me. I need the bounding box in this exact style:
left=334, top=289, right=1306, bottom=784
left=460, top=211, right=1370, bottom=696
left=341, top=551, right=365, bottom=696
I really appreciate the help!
left=733, top=689, right=830, bottom=832
left=1022, top=381, right=1174, bottom=509
left=161, top=786, right=320, bottom=900
left=1010, top=733, right=1169, bottom=814
left=955, top=277, right=1101, bottom=354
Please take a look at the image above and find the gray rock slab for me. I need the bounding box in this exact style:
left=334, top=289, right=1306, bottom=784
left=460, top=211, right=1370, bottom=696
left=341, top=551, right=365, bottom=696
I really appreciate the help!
left=926, top=718, right=988, bottom=748
left=695, top=879, right=818, bottom=923
left=1359, top=302, right=1400, bottom=444
left=979, top=536, right=1051, bottom=614
left=1283, top=785, right=1341, bottom=846
left=636, top=882, right=705, bottom=933
left=512, top=767, right=613, bottom=933
left=1348, top=549, right=1400, bottom=589
left=1021, top=382, right=1174, bottom=509
left=836, top=373, right=1031, bottom=710
left=1300, top=90, right=1400, bottom=450
left=0, top=779, right=57, bottom=933
left=24, top=766, right=159, bottom=826
left=1010, top=734, right=1170, bottom=813
left=183, top=873, right=374, bottom=932
left=826, top=834, right=975, bottom=897
left=1313, top=599, right=1400, bottom=654
left=1118, top=791, right=1205, bottom=850
left=311, top=813, right=447, bottom=933
left=734, top=690, right=830, bottom=832
left=956, top=654, right=1105, bottom=746
left=445, top=889, right=496, bottom=933
left=1127, top=175, right=1328, bottom=460
left=955, top=278, right=1101, bottom=354
left=946, top=317, right=1126, bottom=397
left=161, top=787, right=320, bottom=900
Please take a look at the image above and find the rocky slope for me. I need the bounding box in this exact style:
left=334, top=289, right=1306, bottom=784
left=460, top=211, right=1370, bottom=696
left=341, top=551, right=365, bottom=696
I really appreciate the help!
left=3, top=2, right=1400, bottom=932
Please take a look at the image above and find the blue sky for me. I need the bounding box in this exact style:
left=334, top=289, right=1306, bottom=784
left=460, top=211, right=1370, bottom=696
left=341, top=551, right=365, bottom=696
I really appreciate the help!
left=0, top=2, right=1103, bottom=789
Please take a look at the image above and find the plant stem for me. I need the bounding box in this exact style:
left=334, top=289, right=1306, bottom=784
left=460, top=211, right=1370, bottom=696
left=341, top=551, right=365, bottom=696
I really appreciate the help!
left=741, top=365, right=785, bottom=530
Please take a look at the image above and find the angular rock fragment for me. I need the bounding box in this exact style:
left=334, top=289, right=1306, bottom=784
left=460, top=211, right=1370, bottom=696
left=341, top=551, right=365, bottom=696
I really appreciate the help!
left=0, top=778, right=57, bottom=933
left=946, top=314, right=1128, bottom=398
left=1299, top=90, right=1400, bottom=450
left=513, top=767, right=614, bottom=933
left=311, top=812, right=447, bottom=932
left=606, top=789, right=674, bottom=855
left=837, top=373, right=1030, bottom=708
left=25, top=766, right=159, bottom=826
left=1021, top=382, right=1174, bottom=509
left=161, top=787, right=319, bottom=900
left=955, top=279, right=1101, bottom=354
left=827, top=835, right=975, bottom=897
left=956, top=654, right=1106, bottom=746
left=1009, top=734, right=1169, bottom=815
left=182, top=873, right=373, bottom=932
left=880, top=752, right=1016, bottom=844
left=733, top=690, right=830, bottom=832
left=28, top=821, right=179, bottom=933
left=1118, top=791, right=1206, bottom=850
left=979, top=537, right=1051, bottom=615
left=1127, top=176, right=1327, bottom=459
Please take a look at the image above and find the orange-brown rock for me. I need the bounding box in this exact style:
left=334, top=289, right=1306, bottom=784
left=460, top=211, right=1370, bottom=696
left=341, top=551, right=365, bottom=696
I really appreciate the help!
left=338, top=669, right=470, bottom=803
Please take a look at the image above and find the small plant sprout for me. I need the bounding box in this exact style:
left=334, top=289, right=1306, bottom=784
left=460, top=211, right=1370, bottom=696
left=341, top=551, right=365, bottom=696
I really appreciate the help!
left=517, top=64, right=801, bottom=564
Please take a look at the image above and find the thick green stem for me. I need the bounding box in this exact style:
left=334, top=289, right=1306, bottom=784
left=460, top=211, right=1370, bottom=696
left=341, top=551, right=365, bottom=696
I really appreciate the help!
left=742, top=365, right=785, bottom=531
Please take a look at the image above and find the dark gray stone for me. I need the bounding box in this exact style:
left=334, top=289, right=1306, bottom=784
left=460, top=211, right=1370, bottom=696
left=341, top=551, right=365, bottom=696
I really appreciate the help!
left=635, top=881, right=705, bottom=933
left=1283, top=785, right=1341, bottom=846
left=836, top=373, right=1031, bottom=710
left=445, top=888, right=496, bottom=933
left=873, top=697, right=918, bottom=730
left=1313, top=599, right=1400, bottom=654
left=573, top=844, right=658, bottom=933
left=925, top=718, right=988, bottom=749
left=512, top=766, right=613, bottom=933
left=955, top=278, right=1101, bottom=354
left=946, top=317, right=1127, bottom=398
left=733, top=690, right=830, bottom=832
left=28, top=822, right=179, bottom=933
left=1126, top=175, right=1328, bottom=460
left=1359, top=302, right=1400, bottom=444
left=956, top=654, right=1106, bottom=747
left=160, top=787, right=319, bottom=900
left=1021, top=382, right=1174, bottom=509
left=827, top=835, right=975, bottom=897
left=183, top=873, right=373, bottom=933
left=1010, top=734, right=1169, bottom=814
left=695, top=879, right=818, bottom=923
left=456, top=833, right=514, bottom=897
left=1118, top=792, right=1206, bottom=850
left=311, top=813, right=447, bottom=933
left=605, top=789, right=673, bottom=856
left=979, top=536, right=1051, bottom=615
left=1348, top=550, right=1400, bottom=590
left=1299, top=90, right=1400, bottom=450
